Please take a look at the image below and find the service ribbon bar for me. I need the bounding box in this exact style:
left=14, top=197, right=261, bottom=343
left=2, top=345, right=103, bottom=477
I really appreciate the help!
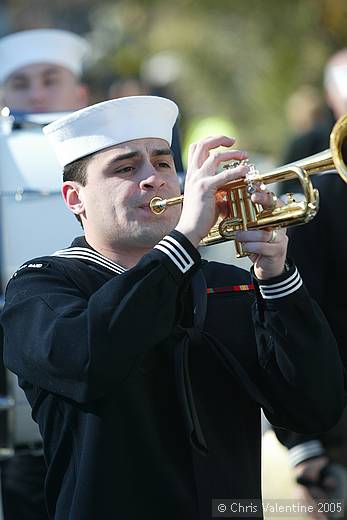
left=207, top=283, right=254, bottom=295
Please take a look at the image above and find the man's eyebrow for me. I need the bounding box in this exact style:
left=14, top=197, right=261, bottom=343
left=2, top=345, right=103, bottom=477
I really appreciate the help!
left=7, top=73, right=28, bottom=82
left=104, top=151, right=142, bottom=168
left=42, top=67, right=62, bottom=77
left=7, top=67, right=61, bottom=84
left=151, top=148, right=174, bottom=157
left=105, top=148, right=173, bottom=168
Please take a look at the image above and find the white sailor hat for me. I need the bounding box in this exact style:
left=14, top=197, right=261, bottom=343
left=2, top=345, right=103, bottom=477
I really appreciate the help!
left=0, top=28, right=90, bottom=83
left=43, top=96, right=179, bottom=167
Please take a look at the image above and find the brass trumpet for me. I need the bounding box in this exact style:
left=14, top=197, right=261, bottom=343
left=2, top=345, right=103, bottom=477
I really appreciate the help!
left=149, top=113, right=347, bottom=257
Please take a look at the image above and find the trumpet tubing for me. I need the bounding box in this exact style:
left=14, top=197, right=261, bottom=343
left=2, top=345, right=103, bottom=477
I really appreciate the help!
left=149, top=113, right=347, bottom=257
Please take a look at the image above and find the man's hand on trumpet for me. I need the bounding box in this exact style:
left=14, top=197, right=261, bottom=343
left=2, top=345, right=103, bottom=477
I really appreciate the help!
left=175, top=135, right=288, bottom=281
left=236, top=189, right=288, bottom=280
left=175, top=135, right=249, bottom=248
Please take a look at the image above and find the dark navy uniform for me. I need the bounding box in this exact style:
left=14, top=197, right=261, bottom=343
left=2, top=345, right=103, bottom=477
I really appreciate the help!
left=274, top=173, right=347, bottom=483
left=275, top=117, right=347, bottom=471
left=0, top=231, right=345, bottom=520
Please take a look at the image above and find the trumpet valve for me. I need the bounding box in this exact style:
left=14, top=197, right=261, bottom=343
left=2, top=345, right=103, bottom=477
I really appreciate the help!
left=285, top=192, right=296, bottom=204
left=218, top=217, right=243, bottom=239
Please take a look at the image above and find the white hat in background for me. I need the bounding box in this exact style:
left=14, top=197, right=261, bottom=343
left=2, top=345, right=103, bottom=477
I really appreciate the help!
left=325, top=64, right=347, bottom=102
left=0, top=28, right=90, bottom=83
left=43, top=96, right=179, bottom=167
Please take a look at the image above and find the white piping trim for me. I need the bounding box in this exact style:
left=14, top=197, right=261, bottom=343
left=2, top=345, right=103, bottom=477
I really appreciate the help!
left=260, top=268, right=299, bottom=289
left=154, top=236, right=194, bottom=273
left=288, top=440, right=325, bottom=467
left=260, top=270, right=301, bottom=295
left=159, top=238, right=193, bottom=269
left=51, top=247, right=125, bottom=274
left=52, top=253, right=124, bottom=274
left=163, top=235, right=193, bottom=263
left=260, top=279, right=303, bottom=299
left=53, top=250, right=125, bottom=272
left=52, top=247, right=125, bottom=271
left=259, top=268, right=303, bottom=299
left=154, top=244, right=189, bottom=273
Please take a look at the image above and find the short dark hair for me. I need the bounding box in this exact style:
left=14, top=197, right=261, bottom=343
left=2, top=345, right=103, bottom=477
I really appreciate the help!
left=63, top=155, right=91, bottom=225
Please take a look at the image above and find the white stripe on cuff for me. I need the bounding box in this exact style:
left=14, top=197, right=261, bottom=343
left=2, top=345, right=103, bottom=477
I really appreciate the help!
left=154, top=236, right=195, bottom=273
left=261, top=268, right=300, bottom=289
left=288, top=440, right=325, bottom=467
left=259, top=268, right=303, bottom=299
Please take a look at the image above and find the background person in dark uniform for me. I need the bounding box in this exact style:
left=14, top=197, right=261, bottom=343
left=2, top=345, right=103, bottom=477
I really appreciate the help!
left=274, top=48, right=347, bottom=518
left=0, top=28, right=90, bottom=520
left=0, top=95, right=345, bottom=519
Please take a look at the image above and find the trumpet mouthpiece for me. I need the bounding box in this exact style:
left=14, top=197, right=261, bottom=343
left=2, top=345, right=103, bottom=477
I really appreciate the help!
left=149, top=196, right=166, bottom=214
left=149, top=194, right=184, bottom=214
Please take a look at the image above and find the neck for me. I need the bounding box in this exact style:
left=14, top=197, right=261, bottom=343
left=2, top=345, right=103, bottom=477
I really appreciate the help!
left=84, top=233, right=151, bottom=269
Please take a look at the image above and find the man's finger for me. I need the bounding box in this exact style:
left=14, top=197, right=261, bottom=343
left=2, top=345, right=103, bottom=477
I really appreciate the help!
left=206, top=164, right=250, bottom=192
left=202, top=149, right=248, bottom=173
left=189, top=135, right=236, bottom=169
left=236, top=229, right=287, bottom=245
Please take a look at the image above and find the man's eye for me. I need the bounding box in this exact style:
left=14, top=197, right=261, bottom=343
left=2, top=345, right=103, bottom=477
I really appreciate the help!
left=115, top=166, right=135, bottom=174
left=44, top=78, right=60, bottom=87
left=12, top=82, right=28, bottom=90
left=157, top=162, right=171, bottom=168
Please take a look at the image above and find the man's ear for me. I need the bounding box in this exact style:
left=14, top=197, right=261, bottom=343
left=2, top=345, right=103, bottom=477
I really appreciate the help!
left=61, top=181, right=85, bottom=216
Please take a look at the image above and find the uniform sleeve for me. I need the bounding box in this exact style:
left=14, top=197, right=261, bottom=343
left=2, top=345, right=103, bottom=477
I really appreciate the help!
left=251, top=260, right=346, bottom=434
left=1, top=231, right=201, bottom=403
left=274, top=430, right=326, bottom=466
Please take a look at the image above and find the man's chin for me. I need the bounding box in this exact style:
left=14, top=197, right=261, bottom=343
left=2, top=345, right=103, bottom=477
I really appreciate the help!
left=136, top=225, right=174, bottom=246
left=117, top=222, right=177, bottom=248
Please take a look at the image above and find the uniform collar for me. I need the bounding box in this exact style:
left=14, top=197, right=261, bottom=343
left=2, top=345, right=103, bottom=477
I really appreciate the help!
left=51, top=236, right=127, bottom=275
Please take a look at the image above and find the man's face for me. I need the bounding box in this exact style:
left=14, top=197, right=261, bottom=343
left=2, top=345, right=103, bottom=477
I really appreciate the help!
left=2, top=63, right=87, bottom=112
left=74, top=138, right=181, bottom=250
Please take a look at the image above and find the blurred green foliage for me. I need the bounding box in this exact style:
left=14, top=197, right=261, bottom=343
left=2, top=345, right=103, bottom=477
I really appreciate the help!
left=4, top=0, right=347, bottom=157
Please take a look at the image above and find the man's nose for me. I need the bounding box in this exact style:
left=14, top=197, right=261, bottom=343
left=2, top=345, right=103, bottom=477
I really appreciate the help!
left=29, top=83, right=46, bottom=102
left=139, top=168, right=166, bottom=191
